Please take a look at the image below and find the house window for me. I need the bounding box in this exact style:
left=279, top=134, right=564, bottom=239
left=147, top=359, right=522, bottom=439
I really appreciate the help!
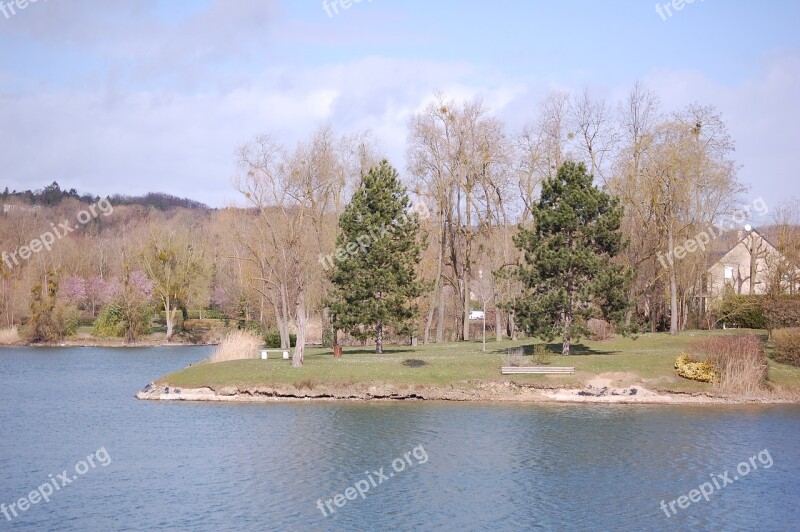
left=724, top=266, right=734, bottom=280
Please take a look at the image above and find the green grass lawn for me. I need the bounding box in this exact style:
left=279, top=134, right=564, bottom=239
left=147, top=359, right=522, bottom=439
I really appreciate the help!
left=157, top=329, right=800, bottom=395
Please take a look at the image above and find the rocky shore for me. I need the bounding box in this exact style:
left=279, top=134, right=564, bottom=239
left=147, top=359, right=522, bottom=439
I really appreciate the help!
left=135, top=378, right=798, bottom=405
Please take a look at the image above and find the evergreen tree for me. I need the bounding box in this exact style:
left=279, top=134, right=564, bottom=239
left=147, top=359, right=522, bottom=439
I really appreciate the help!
left=327, top=161, right=426, bottom=354
left=509, top=161, right=632, bottom=355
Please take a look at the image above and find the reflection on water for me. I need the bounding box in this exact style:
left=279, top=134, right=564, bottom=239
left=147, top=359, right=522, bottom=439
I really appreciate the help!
left=0, top=347, right=798, bottom=531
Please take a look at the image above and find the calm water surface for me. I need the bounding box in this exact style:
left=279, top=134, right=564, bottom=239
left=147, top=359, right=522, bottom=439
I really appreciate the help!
left=1, top=347, right=798, bottom=531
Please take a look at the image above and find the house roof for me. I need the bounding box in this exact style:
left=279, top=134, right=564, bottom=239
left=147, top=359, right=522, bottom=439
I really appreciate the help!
left=706, top=225, right=800, bottom=268
left=706, top=229, right=747, bottom=267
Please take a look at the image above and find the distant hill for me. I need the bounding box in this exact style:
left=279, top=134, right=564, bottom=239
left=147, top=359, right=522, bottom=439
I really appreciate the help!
left=108, top=192, right=209, bottom=211
left=1, top=181, right=209, bottom=211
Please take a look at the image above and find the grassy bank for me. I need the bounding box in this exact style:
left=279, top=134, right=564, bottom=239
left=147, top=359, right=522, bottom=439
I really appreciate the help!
left=156, top=329, right=800, bottom=396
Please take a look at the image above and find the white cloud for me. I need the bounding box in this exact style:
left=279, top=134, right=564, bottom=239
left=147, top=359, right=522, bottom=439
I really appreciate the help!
left=642, top=50, right=800, bottom=209
left=1, top=0, right=797, bottom=211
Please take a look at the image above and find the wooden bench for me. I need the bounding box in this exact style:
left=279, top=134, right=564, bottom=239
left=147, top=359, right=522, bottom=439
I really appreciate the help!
left=260, top=349, right=290, bottom=360
left=501, top=366, right=574, bottom=375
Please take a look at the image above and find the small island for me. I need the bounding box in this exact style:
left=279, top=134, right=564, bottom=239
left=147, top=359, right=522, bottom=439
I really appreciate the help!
left=137, top=330, right=800, bottom=405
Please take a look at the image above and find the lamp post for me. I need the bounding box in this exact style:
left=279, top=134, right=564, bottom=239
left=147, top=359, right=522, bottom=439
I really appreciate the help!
left=479, top=269, right=486, bottom=352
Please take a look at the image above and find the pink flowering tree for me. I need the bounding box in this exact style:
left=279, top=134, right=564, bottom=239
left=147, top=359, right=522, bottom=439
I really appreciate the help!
left=86, top=277, right=116, bottom=317
left=128, top=270, right=155, bottom=300
left=60, top=277, right=87, bottom=308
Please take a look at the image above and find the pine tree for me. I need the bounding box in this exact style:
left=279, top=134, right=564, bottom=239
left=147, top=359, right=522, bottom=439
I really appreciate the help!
left=327, top=161, right=426, bottom=354
left=510, top=161, right=632, bottom=355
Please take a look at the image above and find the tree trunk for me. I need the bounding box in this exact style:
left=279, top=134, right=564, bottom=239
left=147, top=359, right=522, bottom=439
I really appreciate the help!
left=462, top=271, right=470, bottom=341
left=376, top=321, right=384, bottom=354
left=680, top=291, right=689, bottom=331
left=423, top=290, right=435, bottom=345
left=749, top=236, right=756, bottom=294
left=164, top=296, right=175, bottom=341
left=507, top=311, right=516, bottom=341
left=668, top=224, right=679, bottom=335
left=493, top=290, right=503, bottom=342
left=272, top=299, right=287, bottom=348
left=426, top=219, right=446, bottom=344
left=462, top=184, right=472, bottom=342
left=292, top=291, right=306, bottom=368
left=562, top=311, right=572, bottom=356
left=279, top=284, right=291, bottom=349
left=435, top=279, right=445, bottom=343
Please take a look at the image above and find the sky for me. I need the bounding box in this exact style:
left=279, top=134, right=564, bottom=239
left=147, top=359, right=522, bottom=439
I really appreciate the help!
left=0, top=0, right=798, bottom=214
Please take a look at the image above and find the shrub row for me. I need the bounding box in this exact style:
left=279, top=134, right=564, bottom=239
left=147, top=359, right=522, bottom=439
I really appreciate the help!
left=763, top=297, right=800, bottom=331
left=717, top=295, right=768, bottom=329
left=717, top=294, right=800, bottom=331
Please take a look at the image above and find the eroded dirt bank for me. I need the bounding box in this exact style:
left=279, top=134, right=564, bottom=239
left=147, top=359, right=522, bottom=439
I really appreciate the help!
left=135, top=379, right=799, bottom=405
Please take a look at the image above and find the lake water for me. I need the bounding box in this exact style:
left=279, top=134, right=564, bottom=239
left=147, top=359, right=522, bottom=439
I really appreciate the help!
left=0, top=347, right=798, bottom=531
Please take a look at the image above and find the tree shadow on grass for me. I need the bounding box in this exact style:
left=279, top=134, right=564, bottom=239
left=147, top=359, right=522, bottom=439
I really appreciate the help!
left=515, top=343, right=620, bottom=356
left=326, top=347, right=416, bottom=356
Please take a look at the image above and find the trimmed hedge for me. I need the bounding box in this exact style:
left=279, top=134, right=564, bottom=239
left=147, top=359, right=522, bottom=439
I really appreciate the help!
left=717, top=295, right=800, bottom=332
left=718, top=295, right=768, bottom=329
left=763, top=297, right=800, bottom=331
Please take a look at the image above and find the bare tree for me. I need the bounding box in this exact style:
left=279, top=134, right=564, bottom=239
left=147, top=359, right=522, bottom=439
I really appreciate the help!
left=766, top=198, right=800, bottom=294
left=234, top=125, right=349, bottom=367
left=568, top=88, right=618, bottom=182
left=408, top=94, right=511, bottom=342
left=641, top=105, right=743, bottom=334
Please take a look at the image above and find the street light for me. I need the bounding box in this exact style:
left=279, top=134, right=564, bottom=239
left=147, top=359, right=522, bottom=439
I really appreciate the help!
left=479, top=269, right=486, bottom=352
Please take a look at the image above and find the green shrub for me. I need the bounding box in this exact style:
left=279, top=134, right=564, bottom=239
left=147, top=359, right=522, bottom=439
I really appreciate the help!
left=241, top=321, right=266, bottom=341
left=718, top=295, right=768, bottom=329
left=264, top=329, right=296, bottom=348
left=241, top=322, right=296, bottom=348
left=24, top=279, right=78, bottom=343
left=675, top=354, right=718, bottom=383
left=532, top=344, right=552, bottom=365
left=94, top=301, right=152, bottom=340
left=93, top=303, right=126, bottom=337
left=772, top=328, right=800, bottom=366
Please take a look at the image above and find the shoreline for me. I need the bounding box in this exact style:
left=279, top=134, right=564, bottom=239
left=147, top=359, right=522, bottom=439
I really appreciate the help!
left=1, top=339, right=217, bottom=348
left=135, top=381, right=800, bottom=405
